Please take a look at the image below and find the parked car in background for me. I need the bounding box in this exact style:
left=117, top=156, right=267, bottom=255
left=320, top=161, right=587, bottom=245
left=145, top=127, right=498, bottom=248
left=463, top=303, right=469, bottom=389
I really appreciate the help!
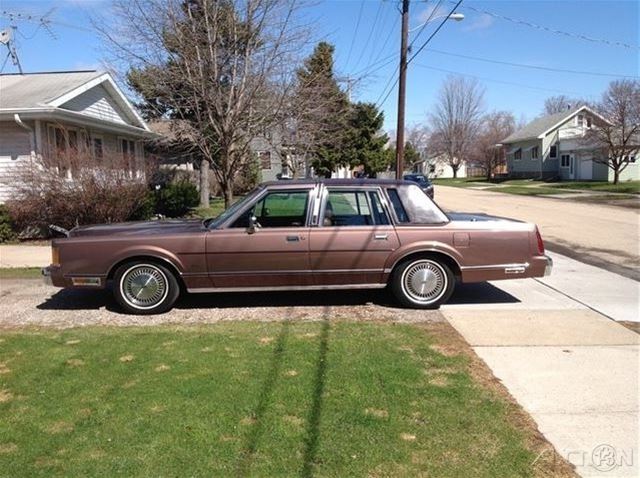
left=403, top=174, right=434, bottom=199
left=43, top=179, right=551, bottom=314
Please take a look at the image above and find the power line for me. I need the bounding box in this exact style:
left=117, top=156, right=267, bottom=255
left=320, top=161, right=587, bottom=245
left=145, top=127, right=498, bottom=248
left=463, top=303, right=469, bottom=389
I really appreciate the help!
left=407, top=0, right=462, bottom=65
left=409, top=0, right=443, bottom=47
left=426, top=48, right=640, bottom=79
left=343, top=0, right=365, bottom=68
left=414, top=63, right=587, bottom=96
left=353, top=0, right=384, bottom=71
left=365, top=2, right=395, bottom=68
left=452, top=1, right=640, bottom=50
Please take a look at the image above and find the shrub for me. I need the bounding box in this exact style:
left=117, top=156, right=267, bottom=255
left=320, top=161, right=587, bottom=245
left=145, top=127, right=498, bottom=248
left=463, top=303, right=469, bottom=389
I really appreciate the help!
left=5, top=154, right=153, bottom=234
left=0, top=204, right=16, bottom=243
left=154, top=180, right=199, bottom=217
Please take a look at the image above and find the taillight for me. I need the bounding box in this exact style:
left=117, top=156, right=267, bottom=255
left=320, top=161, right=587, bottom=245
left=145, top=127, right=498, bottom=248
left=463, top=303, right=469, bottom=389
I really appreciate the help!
left=535, top=227, right=545, bottom=255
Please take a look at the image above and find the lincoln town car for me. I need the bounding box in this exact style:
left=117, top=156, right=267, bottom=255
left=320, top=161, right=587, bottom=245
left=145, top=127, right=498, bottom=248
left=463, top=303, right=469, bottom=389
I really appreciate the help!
left=43, top=179, right=552, bottom=314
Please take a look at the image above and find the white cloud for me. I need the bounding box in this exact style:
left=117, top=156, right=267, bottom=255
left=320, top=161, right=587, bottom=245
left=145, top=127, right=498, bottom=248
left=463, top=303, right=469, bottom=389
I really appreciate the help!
left=416, top=4, right=451, bottom=25
left=463, top=13, right=494, bottom=32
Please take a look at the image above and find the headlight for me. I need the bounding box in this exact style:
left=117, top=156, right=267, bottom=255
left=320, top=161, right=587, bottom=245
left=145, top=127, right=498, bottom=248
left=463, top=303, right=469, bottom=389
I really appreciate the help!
left=51, top=246, right=60, bottom=266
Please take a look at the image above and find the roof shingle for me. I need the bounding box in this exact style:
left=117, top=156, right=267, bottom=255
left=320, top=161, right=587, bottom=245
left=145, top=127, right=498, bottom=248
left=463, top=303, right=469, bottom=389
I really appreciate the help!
left=0, top=70, right=103, bottom=109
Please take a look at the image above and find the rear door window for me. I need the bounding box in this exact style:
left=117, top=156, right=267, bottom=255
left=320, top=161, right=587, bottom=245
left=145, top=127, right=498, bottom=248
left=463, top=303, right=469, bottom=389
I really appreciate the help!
left=323, top=190, right=390, bottom=226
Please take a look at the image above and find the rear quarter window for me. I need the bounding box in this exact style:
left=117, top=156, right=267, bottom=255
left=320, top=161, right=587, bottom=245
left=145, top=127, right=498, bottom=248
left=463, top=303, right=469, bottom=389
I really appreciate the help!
left=387, top=185, right=448, bottom=224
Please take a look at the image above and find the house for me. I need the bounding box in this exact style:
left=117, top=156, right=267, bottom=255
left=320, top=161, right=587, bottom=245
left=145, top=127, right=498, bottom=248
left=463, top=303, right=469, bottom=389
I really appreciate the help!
left=412, top=154, right=467, bottom=179
left=0, top=70, right=155, bottom=202
left=501, top=105, right=639, bottom=182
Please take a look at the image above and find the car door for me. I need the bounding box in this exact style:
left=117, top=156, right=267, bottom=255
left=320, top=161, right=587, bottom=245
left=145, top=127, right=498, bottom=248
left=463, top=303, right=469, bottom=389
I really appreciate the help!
left=309, top=187, right=400, bottom=286
left=206, top=188, right=313, bottom=288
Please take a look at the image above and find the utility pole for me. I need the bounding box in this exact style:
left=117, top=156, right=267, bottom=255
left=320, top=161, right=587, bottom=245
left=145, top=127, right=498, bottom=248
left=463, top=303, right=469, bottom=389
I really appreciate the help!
left=395, top=0, right=410, bottom=180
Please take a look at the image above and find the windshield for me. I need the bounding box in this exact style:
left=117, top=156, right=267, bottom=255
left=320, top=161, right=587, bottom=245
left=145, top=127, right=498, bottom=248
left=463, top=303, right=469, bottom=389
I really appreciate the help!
left=207, top=187, right=263, bottom=229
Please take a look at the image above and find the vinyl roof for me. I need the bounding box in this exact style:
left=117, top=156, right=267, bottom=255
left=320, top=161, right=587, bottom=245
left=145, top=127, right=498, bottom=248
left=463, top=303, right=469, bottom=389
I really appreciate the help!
left=261, top=178, right=411, bottom=187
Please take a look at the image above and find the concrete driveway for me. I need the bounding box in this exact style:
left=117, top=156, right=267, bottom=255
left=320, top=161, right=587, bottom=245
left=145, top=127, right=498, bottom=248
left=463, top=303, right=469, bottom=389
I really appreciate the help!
left=435, top=185, right=640, bottom=280
left=436, top=186, right=639, bottom=476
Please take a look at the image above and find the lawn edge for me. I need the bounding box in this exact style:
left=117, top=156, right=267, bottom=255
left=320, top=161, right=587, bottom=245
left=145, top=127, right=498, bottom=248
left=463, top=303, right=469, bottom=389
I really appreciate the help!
left=417, top=321, right=578, bottom=478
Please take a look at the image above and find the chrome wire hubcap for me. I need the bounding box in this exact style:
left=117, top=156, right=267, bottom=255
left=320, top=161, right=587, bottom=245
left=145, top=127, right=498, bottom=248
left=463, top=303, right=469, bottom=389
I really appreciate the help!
left=121, top=265, right=167, bottom=309
left=402, top=260, right=446, bottom=303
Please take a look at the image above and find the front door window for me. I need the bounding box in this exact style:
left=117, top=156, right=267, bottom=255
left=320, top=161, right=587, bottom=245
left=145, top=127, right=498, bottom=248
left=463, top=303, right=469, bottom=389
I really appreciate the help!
left=231, top=190, right=310, bottom=228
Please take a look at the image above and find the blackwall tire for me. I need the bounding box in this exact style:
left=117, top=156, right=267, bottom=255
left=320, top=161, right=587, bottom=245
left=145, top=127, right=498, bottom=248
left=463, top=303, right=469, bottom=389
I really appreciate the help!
left=113, top=261, right=180, bottom=315
left=391, top=257, right=455, bottom=309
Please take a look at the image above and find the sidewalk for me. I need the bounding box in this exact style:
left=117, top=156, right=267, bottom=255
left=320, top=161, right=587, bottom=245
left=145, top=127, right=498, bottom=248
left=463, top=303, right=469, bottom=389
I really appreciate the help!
left=443, top=253, right=640, bottom=477
left=0, top=245, right=51, bottom=268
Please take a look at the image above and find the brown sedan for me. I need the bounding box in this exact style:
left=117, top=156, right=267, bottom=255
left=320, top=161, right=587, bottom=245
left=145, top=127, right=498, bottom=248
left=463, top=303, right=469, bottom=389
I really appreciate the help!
left=43, top=179, right=552, bottom=314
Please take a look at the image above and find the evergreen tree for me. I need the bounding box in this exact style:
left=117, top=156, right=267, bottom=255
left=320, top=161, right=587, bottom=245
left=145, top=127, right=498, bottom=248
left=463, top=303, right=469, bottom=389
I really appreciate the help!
left=294, top=42, right=349, bottom=177
left=342, top=102, right=392, bottom=177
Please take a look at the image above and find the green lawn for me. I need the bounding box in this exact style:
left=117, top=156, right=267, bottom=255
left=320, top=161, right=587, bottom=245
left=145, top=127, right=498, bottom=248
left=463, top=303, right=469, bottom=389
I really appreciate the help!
left=485, top=186, right=578, bottom=196
left=191, top=197, right=227, bottom=219
left=0, top=268, right=42, bottom=280
left=548, top=180, right=640, bottom=194
left=0, top=322, right=561, bottom=477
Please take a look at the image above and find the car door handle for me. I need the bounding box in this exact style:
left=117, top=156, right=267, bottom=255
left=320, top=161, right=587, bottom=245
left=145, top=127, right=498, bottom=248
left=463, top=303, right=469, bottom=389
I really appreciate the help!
left=286, top=235, right=300, bottom=242
left=374, top=234, right=388, bottom=241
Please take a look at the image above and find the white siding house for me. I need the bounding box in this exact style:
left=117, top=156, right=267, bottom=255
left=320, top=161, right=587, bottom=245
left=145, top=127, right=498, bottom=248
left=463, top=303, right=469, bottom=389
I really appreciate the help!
left=0, top=70, right=155, bottom=202
left=501, top=105, right=639, bottom=181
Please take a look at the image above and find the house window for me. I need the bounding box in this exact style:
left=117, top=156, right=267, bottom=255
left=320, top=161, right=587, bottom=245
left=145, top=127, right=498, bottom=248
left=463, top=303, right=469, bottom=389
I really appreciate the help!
left=577, top=114, right=584, bottom=127
left=259, top=151, right=271, bottom=170
left=561, top=154, right=571, bottom=168
left=92, top=136, right=104, bottom=160
left=586, top=116, right=592, bottom=128
left=531, top=146, right=539, bottom=159
left=47, top=125, right=66, bottom=157
left=549, top=145, right=558, bottom=159
left=120, top=138, right=137, bottom=170
left=513, top=148, right=522, bottom=160
left=623, top=155, right=637, bottom=163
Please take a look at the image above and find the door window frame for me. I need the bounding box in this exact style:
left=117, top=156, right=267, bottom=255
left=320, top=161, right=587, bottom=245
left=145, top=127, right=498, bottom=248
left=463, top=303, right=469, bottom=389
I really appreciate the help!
left=317, top=186, right=393, bottom=228
left=221, top=187, right=316, bottom=229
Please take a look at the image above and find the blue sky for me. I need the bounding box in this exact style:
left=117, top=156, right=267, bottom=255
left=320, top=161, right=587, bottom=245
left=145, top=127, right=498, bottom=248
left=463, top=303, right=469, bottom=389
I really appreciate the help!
left=1, top=0, right=638, bottom=131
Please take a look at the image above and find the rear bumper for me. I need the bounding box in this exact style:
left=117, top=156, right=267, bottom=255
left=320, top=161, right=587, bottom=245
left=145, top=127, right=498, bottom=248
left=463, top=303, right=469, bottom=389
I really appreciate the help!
left=543, top=255, right=553, bottom=276
left=42, top=266, right=53, bottom=285
left=525, top=254, right=552, bottom=278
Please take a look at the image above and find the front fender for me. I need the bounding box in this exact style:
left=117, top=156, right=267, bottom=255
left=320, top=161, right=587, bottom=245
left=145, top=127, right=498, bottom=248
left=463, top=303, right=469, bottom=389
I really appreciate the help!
left=106, top=246, right=186, bottom=277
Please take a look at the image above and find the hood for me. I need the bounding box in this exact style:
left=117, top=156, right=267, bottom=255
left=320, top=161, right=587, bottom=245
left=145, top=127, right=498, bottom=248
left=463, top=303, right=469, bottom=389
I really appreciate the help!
left=69, top=219, right=206, bottom=237
left=447, top=212, right=521, bottom=223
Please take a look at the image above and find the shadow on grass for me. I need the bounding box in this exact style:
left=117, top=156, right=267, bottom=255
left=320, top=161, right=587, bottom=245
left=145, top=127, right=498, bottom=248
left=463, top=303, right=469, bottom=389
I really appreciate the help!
left=301, top=308, right=330, bottom=478
left=236, top=317, right=291, bottom=477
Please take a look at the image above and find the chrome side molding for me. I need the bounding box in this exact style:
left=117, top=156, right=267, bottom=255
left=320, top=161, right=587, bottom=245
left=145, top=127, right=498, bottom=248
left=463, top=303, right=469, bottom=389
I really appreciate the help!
left=187, top=283, right=387, bottom=293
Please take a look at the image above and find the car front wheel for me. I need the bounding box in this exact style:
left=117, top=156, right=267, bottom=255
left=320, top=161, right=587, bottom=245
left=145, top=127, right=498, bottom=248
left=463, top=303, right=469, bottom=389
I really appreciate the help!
left=113, top=261, right=180, bottom=315
left=391, top=257, right=454, bottom=309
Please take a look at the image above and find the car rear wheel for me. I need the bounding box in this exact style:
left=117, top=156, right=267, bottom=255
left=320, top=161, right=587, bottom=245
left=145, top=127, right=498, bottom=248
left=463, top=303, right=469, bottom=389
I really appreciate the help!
left=113, top=262, right=180, bottom=315
left=391, top=257, right=454, bottom=309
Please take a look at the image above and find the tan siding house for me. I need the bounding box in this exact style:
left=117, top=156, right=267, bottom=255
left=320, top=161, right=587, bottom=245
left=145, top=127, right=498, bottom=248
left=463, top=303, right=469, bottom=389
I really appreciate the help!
left=0, top=70, right=155, bottom=202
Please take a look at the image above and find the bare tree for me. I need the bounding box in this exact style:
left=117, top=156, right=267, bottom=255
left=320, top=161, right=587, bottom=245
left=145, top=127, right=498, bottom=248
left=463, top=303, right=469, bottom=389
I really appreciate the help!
left=429, top=76, right=485, bottom=178
left=404, top=125, right=429, bottom=170
left=97, top=0, right=308, bottom=207
left=585, top=79, right=640, bottom=184
left=543, top=95, right=594, bottom=116
left=471, top=111, right=515, bottom=180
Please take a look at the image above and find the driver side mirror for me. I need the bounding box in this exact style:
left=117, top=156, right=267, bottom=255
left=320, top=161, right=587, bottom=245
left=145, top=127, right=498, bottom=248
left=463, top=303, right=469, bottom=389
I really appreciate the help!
left=247, top=215, right=260, bottom=235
